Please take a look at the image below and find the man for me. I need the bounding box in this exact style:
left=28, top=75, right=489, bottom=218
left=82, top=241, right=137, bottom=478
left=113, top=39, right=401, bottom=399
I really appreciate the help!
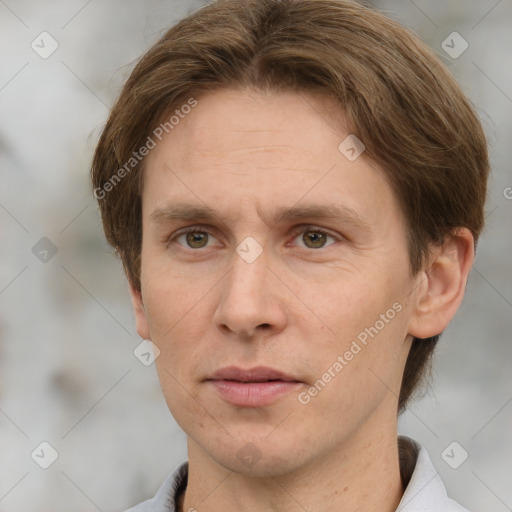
left=91, top=0, right=489, bottom=510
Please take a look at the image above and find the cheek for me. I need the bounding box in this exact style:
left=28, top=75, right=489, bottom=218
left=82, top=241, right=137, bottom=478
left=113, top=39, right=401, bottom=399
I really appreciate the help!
left=295, top=268, right=387, bottom=341
left=296, top=271, right=410, bottom=394
left=142, top=261, right=207, bottom=331
left=141, top=281, right=200, bottom=382
left=299, top=322, right=407, bottom=431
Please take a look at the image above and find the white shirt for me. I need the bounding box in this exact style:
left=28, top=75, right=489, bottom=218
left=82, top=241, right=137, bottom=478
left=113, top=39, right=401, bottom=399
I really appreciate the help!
left=125, top=436, right=469, bottom=512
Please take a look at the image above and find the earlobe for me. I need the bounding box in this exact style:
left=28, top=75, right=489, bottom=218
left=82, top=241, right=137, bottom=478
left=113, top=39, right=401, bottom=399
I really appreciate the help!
left=408, top=228, right=475, bottom=339
left=129, top=283, right=151, bottom=340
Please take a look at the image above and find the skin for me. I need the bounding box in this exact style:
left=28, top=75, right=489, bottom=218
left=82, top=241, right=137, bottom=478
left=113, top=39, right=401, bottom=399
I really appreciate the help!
left=129, top=87, right=474, bottom=512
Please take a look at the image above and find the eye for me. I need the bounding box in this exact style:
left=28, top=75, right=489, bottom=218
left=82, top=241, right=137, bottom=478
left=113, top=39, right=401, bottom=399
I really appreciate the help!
left=292, top=226, right=339, bottom=249
left=170, top=227, right=219, bottom=249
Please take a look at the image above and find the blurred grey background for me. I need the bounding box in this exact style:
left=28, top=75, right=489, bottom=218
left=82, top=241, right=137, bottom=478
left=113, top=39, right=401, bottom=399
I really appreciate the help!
left=0, top=1, right=510, bottom=511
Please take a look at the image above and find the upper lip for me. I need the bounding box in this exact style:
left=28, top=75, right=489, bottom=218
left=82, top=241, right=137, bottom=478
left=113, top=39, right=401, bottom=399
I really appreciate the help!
left=208, top=366, right=301, bottom=383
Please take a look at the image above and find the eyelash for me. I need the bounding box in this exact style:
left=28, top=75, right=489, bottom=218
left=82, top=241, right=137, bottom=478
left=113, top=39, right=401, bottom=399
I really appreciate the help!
left=167, top=225, right=341, bottom=250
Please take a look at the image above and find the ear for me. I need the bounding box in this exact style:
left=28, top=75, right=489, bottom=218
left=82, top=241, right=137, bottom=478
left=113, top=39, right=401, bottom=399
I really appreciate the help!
left=129, top=282, right=151, bottom=340
left=408, top=228, right=475, bottom=339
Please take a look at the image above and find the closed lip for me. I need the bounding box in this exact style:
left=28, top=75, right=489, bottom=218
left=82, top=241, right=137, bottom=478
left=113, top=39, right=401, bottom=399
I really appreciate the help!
left=207, top=366, right=302, bottom=383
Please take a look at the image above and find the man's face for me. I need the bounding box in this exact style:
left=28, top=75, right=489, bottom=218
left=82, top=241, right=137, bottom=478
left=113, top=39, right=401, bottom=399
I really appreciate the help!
left=133, top=88, right=423, bottom=475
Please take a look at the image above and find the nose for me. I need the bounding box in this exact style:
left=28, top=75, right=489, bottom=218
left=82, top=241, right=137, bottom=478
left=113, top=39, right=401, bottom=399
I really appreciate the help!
left=213, top=247, right=287, bottom=340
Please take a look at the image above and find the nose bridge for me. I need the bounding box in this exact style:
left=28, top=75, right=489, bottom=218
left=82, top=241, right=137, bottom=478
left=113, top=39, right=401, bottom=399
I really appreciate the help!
left=213, top=244, right=285, bottom=337
left=224, top=246, right=269, bottom=308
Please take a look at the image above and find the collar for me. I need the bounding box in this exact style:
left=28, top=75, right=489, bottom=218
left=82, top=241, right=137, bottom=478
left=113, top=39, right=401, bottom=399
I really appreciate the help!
left=396, top=436, right=469, bottom=511
left=125, top=436, right=469, bottom=512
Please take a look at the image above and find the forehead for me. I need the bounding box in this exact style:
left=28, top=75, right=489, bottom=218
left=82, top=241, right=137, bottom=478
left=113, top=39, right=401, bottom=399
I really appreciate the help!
left=142, top=87, right=401, bottom=230
left=156, top=88, right=350, bottom=165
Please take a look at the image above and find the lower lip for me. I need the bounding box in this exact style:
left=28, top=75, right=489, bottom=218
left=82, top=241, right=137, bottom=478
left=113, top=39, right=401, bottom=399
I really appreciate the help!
left=209, top=380, right=302, bottom=407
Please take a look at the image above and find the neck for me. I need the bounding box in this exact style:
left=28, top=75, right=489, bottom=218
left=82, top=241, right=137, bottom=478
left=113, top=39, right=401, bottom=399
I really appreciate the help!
left=180, top=422, right=404, bottom=512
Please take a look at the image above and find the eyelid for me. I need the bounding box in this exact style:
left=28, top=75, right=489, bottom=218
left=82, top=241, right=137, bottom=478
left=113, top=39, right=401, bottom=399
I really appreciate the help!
left=166, top=224, right=220, bottom=248
left=289, top=224, right=341, bottom=237
left=288, top=224, right=343, bottom=247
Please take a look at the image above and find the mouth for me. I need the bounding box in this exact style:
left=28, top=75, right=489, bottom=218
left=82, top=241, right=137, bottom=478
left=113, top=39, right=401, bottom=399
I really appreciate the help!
left=206, top=366, right=303, bottom=407
left=209, top=366, right=300, bottom=383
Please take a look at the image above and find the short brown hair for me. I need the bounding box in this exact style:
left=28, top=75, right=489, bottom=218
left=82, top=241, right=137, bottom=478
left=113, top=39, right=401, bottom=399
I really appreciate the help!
left=91, top=0, right=489, bottom=411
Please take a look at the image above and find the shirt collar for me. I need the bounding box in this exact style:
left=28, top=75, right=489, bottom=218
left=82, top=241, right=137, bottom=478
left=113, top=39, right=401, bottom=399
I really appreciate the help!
left=397, top=436, right=469, bottom=511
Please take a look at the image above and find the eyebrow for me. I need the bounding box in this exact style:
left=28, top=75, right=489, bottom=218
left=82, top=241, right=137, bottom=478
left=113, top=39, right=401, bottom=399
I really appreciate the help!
left=150, top=202, right=372, bottom=231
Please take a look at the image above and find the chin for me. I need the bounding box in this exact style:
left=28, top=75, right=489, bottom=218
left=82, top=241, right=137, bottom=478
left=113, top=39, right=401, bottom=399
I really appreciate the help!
left=196, top=429, right=311, bottom=478
left=215, top=448, right=303, bottom=478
